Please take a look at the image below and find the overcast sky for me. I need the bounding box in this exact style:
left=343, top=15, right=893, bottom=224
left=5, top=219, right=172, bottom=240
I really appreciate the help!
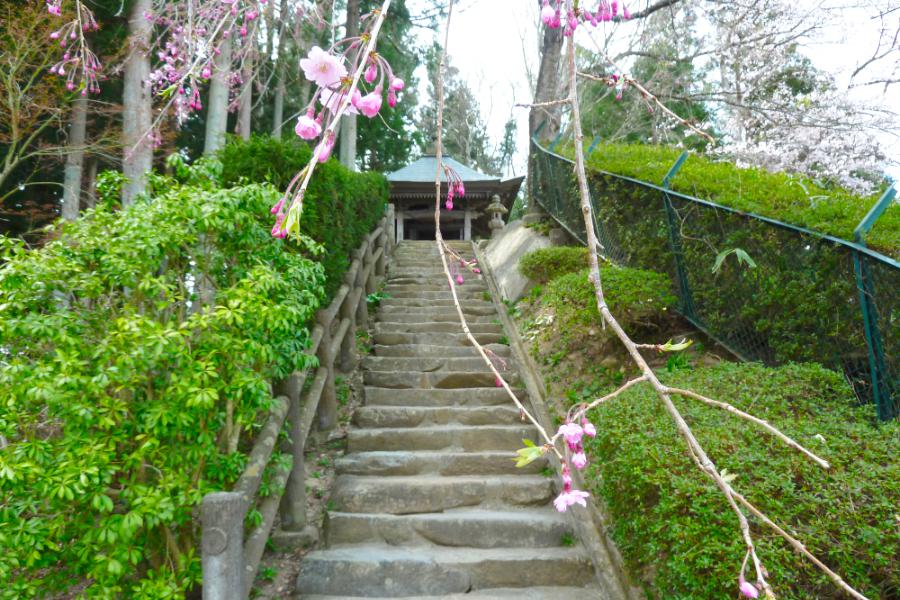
left=408, top=0, right=900, bottom=182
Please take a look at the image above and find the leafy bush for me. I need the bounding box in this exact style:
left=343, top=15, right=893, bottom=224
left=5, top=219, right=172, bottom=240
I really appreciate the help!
left=543, top=266, right=675, bottom=331
left=576, top=362, right=899, bottom=599
left=218, top=135, right=389, bottom=295
left=0, top=151, right=383, bottom=597
left=519, top=246, right=589, bottom=283
left=567, top=143, right=898, bottom=256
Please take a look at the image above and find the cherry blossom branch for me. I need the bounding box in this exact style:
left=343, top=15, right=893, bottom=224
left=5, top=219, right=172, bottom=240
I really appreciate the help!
left=664, top=386, right=831, bottom=469
left=561, top=3, right=867, bottom=596
left=514, top=98, right=572, bottom=109
left=576, top=70, right=715, bottom=143
left=429, top=0, right=561, bottom=461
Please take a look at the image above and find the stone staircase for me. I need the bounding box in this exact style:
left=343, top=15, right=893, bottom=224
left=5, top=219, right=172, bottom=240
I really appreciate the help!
left=295, top=240, right=605, bottom=599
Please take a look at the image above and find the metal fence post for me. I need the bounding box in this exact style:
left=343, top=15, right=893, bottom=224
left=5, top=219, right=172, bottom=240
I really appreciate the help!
left=660, top=152, right=697, bottom=321
left=202, top=492, right=245, bottom=600
left=852, top=186, right=897, bottom=420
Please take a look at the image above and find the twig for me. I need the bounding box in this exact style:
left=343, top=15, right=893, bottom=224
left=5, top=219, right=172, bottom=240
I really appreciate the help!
left=514, top=98, right=572, bottom=109
left=665, top=386, right=831, bottom=469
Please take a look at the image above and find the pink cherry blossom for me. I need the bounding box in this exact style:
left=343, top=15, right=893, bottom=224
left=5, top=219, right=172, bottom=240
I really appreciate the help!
left=583, top=420, right=597, bottom=437
left=300, top=46, right=347, bottom=88
left=540, top=1, right=555, bottom=25
left=320, top=87, right=360, bottom=115
left=557, top=422, right=584, bottom=446
left=364, top=63, right=378, bottom=84
left=456, top=274, right=464, bottom=285
left=553, top=489, right=590, bottom=512
left=445, top=198, right=454, bottom=211
left=315, top=132, right=335, bottom=163
left=388, top=90, right=397, bottom=108
left=355, top=89, right=383, bottom=118
left=739, top=576, right=760, bottom=599
left=572, top=452, right=588, bottom=469
left=390, top=77, right=405, bottom=91
left=270, top=198, right=285, bottom=215
left=295, top=111, right=322, bottom=140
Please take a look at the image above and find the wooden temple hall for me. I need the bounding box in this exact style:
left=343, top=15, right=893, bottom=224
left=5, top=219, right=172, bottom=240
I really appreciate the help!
left=385, top=155, right=524, bottom=242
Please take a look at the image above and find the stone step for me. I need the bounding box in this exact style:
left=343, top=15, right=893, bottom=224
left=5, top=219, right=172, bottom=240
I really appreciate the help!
left=373, top=332, right=505, bottom=347
left=336, top=451, right=547, bottom=477
left=354, top=405, right=524, bottom=428
left=325, top=508, right=572, bottom=548
left=330, top=475, right=554, bottom=514
left=379, top=298, right=494, bottom=309
left=386, top=272, right=481, bottom=281
left=372, top=344, right=511, bottom=358
left=376, top=309, right=497, bottom=323
left=382, top=290, right=489, bottom=300
left=362, top=356, right=513, bottom=373
left=295, top=545, right=595, bottom=596
left=364, top=387, right=525, bottom=407
left=374, top=321, right=502, bottom=335
left=298, top=586, right=607, bottom=600
left=347, top=425, right=536, bottom=453
left=363, top=370, right=514, bottom=389
left=384, top=282, right=488, bottom=293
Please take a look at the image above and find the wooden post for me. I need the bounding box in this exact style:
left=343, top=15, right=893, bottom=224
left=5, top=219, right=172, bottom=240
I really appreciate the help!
left=339, top=295, right=357, bottom=373
left=315, top=311, right=337, bottom=430
left=274, top=374, right=307, bottom=531
left=201, top=492, right=245, bottom=600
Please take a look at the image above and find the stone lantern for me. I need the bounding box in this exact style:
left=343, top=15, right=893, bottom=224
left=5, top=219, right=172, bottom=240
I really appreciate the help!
left=486, top=194, right=508, bottom=238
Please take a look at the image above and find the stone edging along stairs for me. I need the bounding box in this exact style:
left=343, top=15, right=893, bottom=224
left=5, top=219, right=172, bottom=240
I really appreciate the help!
left=295, top=241, right=609, bottom=599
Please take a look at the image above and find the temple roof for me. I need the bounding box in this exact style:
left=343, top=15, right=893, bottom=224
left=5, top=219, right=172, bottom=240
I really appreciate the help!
left=386, top=154, right=499, bottom=183
left=385, top=154, right=524, bottom=206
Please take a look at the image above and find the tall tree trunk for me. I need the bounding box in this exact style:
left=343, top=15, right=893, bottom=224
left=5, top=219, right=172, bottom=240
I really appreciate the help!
left=122, top=0, right=154, bottom=206
left=529, top=14, right=564, bottom=140
left=62, top=94, right=88, bottom=220
left=84, top=158, right=98, bottom=209
left=204, top=36, right=233, bottom=155
left=339, top=0, right=361, bottom=171
left=271, top=0, right=290, bottom=137
left=237, top=54, right=253, bottom=140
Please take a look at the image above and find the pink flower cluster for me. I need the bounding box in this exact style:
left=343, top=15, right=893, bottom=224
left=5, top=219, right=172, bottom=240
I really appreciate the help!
left=46, top=1, right=102, bottom=95
left=291, top=43, right=405, bottom=164
left=441, top=164, right=465, bottom=211
left=552, top=417, right=598, bottom=512
left=541, top=0, right=631, bottom=35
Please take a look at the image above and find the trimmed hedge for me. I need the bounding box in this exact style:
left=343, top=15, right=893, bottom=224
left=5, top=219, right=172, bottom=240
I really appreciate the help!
left=573, top=362, right=900, bottom=599
left=542, top=266, right=676, bottom=331
left=518, top=246, right=589, bottom=283
left=0, top=149, right=383, bottom=597
left=567, top=143, right=898, bottom=257
left=218, top=135, right=389, bottom=296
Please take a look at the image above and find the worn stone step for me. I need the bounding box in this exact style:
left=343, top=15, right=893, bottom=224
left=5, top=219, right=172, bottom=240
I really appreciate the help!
left=383, top=290, right=489, bottom=300
left=384, top=282, right=487, bottom=293
left=379, top=298, right=494, bottom=309
left=372, top=344, right=511, bottom=359
left=330, top=475, right=554, bottom=514
left=353, top=405, right=524, bottom=428
left=374, top=321, right=502, bottom=335
left=325, top=508, right=573, bottom=548
left=373, top=332, right=505, bottom=347
left=347, top=425, right=536, bottom=453
left=298, top=586, right=607, bottom=600
left=295, top=545, right=595, bottom=596
left=376, top=309, right=497, bottom=323
left=386, top=272, right=481, bottom=281
left=363, top=370, right=515, bottom=389
left=364, top=387, right=525, bottom=407
left=362, top=356, right=512, bottom=373
left=336, top=451, right=547, bottom=477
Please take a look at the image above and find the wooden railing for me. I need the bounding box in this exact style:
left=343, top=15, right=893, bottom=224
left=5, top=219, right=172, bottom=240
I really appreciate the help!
left=200, top=205, right=395, bottom=600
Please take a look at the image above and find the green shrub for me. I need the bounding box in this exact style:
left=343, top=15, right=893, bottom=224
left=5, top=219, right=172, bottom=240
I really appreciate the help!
left=519, top=246, right=589, bottom=282
left=218, top=135, right=389, bottom=296
left=543, top=266, right=675, bottom=330
left=0, top=154, right=362, bottom=597
left=577, top=362, right=899, bottom=599
left=566, top=143, right=898, bottom=257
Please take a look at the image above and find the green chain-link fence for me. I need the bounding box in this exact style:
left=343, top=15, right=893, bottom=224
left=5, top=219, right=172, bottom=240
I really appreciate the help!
left=530, top=139, right=899, bottom=421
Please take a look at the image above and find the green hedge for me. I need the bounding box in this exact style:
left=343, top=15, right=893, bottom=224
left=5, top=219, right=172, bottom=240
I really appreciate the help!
left=574, top=362, right=899, bottom=599
left=0, top=149, right=382, bottom=597
left=518, top=246, right=589, bottom=283
left=542, top=266, right=676, bottom=331
left=218, top=135, right=389, bottom=296
left=567, top=143, right=898, bottom=257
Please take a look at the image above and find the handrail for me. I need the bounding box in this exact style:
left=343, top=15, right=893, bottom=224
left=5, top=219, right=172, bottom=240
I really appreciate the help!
left=200, top=204, right=395, bottom=599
